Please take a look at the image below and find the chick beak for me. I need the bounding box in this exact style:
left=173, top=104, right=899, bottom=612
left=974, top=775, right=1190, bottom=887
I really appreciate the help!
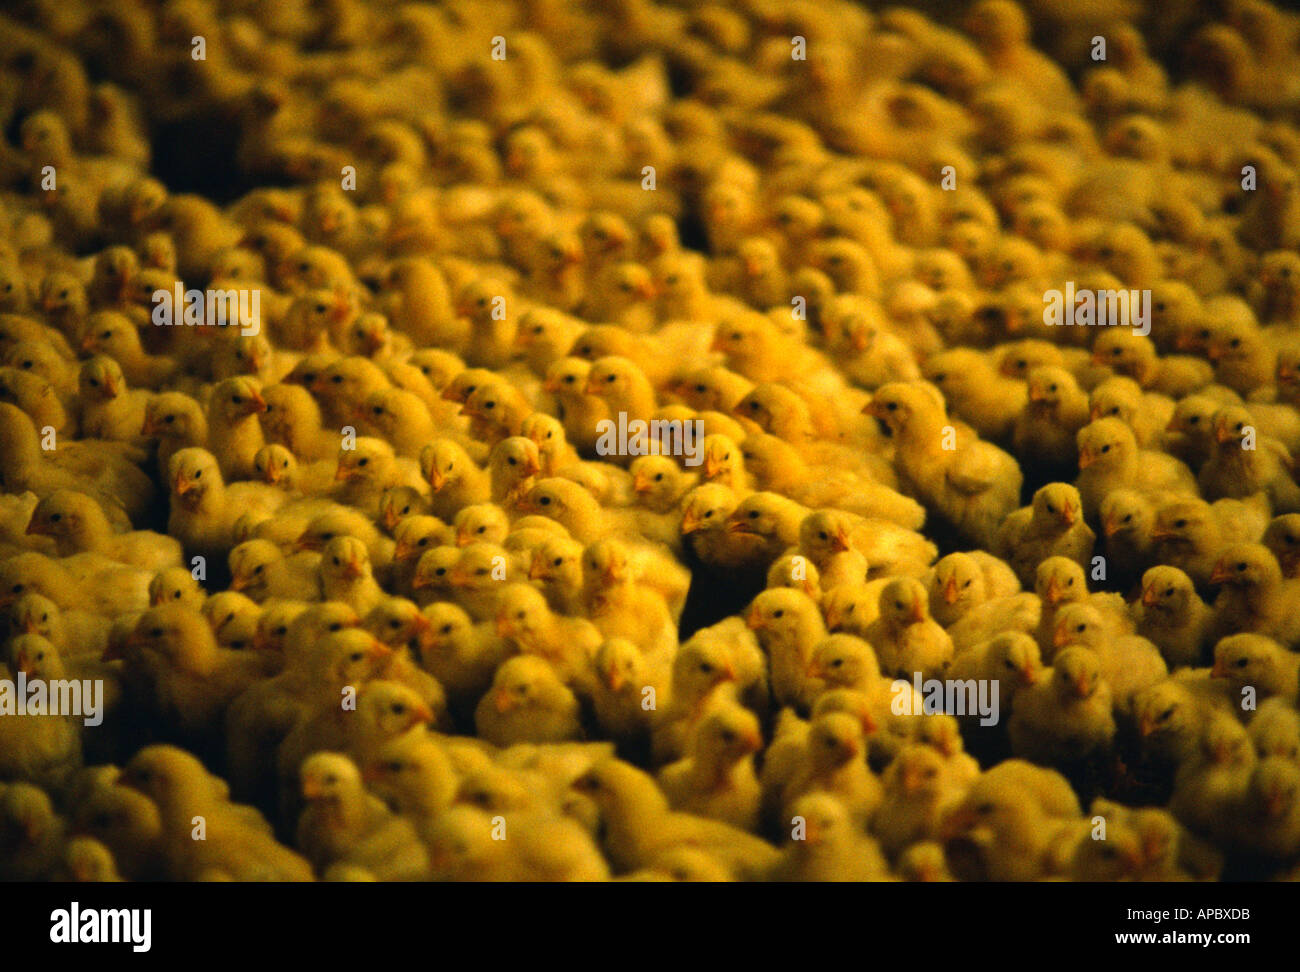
left=522, top=455, right=541, bottom=478
left=907, top=600, right=926, bottom=624
left=831, top=528, right=851, bottom=553
left=1206, top=343, right=1224, bottom=361
left=342, top=557, right=364, bottom=580
left=708, top=333, right=726, bottom=353
left=1074, top=675, right=1091, bottom=698
left=1141, top=586, right=1159, bottom=607
left=24, top=515, right=47, bottom=536
left=1052, top=623, right=1070, bottom=648
left=1138, top=715, right=1155, bottom=738
left=1021, top=666, right=1038, bottom=686
left=301, top=778, right=324, bottom=801
left=1028, top=386, right=1048, bottom=403
left=1077, top=448, right=1094, bottom=469
left=632, top=474, right=651, bottom=494
left=849, top=328, right=871, bottom=353
left=263, top=464, right=281, bottom=485
left=859, top=710, right=878, bottom=734
left=173, top=474, right=195, bottom=496
left=1149, top=526, right=1174, bottom=542
left=582, top=377, right=601, bottom=397
left=1061, top=505, right=1077, bottom=526
left=1208, top=563, right=1231, bottom=585
left=333, top=463, right=352, bottom=482
left=940, top=808, right=975, bottom=842
left=1090, top=350, right=1108, bottom=366
left=1264, top=789, right=1287, bottom=819
left=427, top=469, right=446, bottom=492
left=527, top=556, right=547, bottom=581
left=679, top=511, right=700, bottom=534
left=606, top=670, right=626, bottom=693
left=703, top=454, right=722, bottom=479
left=721, top=662, right=737, bottom=682
left=411, top=704, right=434, bottom=727
left=382, top=507, right=401, bottom=532
left=727, top=518, right=753, bottom=535
left=745, top=611, right=765, bottom=631
left=1044, top=577, right=1062, bottom=604
left=80, top=334, right=96, bottom=352
left=101, top=640, right=125, bottom=662
left=367, top=640, right=392, bottom=661
left=103, top=375, right=120, bottom=398
left=1210, top=659, right=1228, bottom=678
left=901, top=767, right=924, bottom=795
left=229, top=573, right=249, bottom=592
left=1213, top=422, right=1234, bottom=444
left=861, top=399, right=883, bottom=418
left=140, top=415, right=157, bottom=437
left=495, top=614, right=513, bottom=638
left=942, top=576, right=959, bottom=605
left=823, top=607, right=841, bottom=630
left=494, top=688, right=516, bottom=714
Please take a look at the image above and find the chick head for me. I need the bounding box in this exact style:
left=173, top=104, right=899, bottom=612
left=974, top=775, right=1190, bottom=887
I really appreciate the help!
left=808, top=711, right=867, bottom=768
left=878, top=577, right=931, bottom=628
left=594, top=638, right=644, bottom=695
left=929, top=552, right=987, bottom=613
left=335, top=437, right=394, bottom=485
left=411, top=546, right=460, bottom=593
left=863, top=382, right=944, bottom=436
left=679, top=483, right=739, bottom=536
left=320, top=535, right=372, bottom=582
left=356, top=680, right=433, bottom=743
left=1036, top=557, right=1088, bottom=608
left=495, top=583, right=550, bottom=641
left=986, top=632, right=1043, bottom=689
left=299, top=752, right=364, bottom=806
left=450, top=504, right=507, bottom=549
left=167, top=447, right=223, bottom=507
left=1264, top=514, right=1300, bottom=575
left=746, top=586, right=820, bottom=638
left=1212, top=633, right=1289, bottom=693
left=1209, top=405, right=1257, bottom=449
left=807, top=633, right=880, bottom=688
left=1052, top=603, right=1107, bottom=652
left=118, top=745, right=212, bottom=819
left=8, top=633, right=63, bottom=680
left=209, top=376, right=267, bottom=422
left=1052, top=645, right=1103, bottom=700
left=7, top=592, right=63, bottom=643
left=692, top=703, right=762, bottom=765
left=1077, top=417, right=1136, bottom=471
left=487, top=654, right=564, bottom=716
left=1209, top=543, right=1282, bottom=589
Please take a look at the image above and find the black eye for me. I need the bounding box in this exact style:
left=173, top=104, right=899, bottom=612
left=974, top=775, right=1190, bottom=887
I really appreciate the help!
left=539, top=496, right=551, bottom=505
left=1101, top=445, right=1110, bottom=453
left=773, top=609, right=784, bottom=618
left=508, top=457, right=516, bottom=465
left=150, top=627, right=163, bottom=638
left=358, top=458, right=368, bottom=466
left=1236, top=657, right=1249, bottom=668
left=333, top=557, right=340, bottom=565
left=50, top=513, right=61, bottom=522
left=1237, top=563, right=1247, bottom=571
left=700, top=662, right=713, bottom=674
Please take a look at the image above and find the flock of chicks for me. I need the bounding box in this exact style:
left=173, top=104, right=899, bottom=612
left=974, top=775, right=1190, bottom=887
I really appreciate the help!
left=1, top=0, right=1300, bottom=882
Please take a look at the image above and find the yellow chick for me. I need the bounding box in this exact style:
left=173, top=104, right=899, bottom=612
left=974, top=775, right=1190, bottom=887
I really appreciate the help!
left=474, top=654, right=583, bottom=747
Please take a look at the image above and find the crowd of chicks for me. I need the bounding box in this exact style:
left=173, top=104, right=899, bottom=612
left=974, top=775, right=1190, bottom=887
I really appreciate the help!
left=1, top=0, right=1300, bottom=883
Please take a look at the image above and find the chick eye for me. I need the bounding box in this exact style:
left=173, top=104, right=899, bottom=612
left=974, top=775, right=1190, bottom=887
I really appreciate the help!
left=1101, top=445, right=1110, bottom=453
left=1235, top=657, right=1249, bottom=668
left=539, top=496, right=551, bottom=506
left=508, top=457, right=516, bottom=465
left=333, top=557, right=340, bottom=565
left=1066, top=577, right=1074, bottom=586
left=773, top=609, right=784, bottom=618
left=1237, top=563, right=1247, bottom=571
left=150, top=627, right=163, bottom=638
left=831, top=658, right=844, bottom=668
left=358, top=458, right=368, bottom=466
left=1174, top=519, right=1186, bottom=528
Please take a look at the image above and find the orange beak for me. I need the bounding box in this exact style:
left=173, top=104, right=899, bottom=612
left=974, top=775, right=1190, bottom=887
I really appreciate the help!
left=24, top=515, right=47, bottom=536
left=1061, top=505, right=1077, bottom=526
left=1074, top=675, right=1091, bottom=697
left=1052, top=623, right=1070, bottom=648
left=140, top=415, right=157, bottom=437
left=632, top=474, right=652, bottom=494
left=1044, top=577, right=1062, bottom=604
left=1213, top=422, right=1234, bottom=444
left=427, top=469, right=446, bottom=492
left=494, top=687, right=516, bottom=713
left=301, top=777, right=324, bottom=800
left=1148, top=526, right=1175, bottom=542
left=1210, top=659, right=1228, bottom=678
left=745, top=610, right=764, bottom=631
left=680, top=510, right=701, bottom=534
left=908, top=600, right=926, bottom=624
left=342, top=557, right=364, bottom=580
left=1077, top=448, right=1094, bottom=469
left=334, top=463, right=352, bottom=482
left=1140, top=586, right=1159, bottom=607
left=942, top=576, right=959, bottom=605
left=1021, top=666, right=1038, bottom=685
left=727, top=519, right=754, bottom=535
left=830, top=528, right=851, bottom=553
left=229, top=573, right=249, bottom=591
left=1028, top=386, right=1049, bottom=403
left=606, top=670, right=626, bottom=693
left=1208, top=562, right=1231, bottom=585
left=173, top=474, right=195, bottom=496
